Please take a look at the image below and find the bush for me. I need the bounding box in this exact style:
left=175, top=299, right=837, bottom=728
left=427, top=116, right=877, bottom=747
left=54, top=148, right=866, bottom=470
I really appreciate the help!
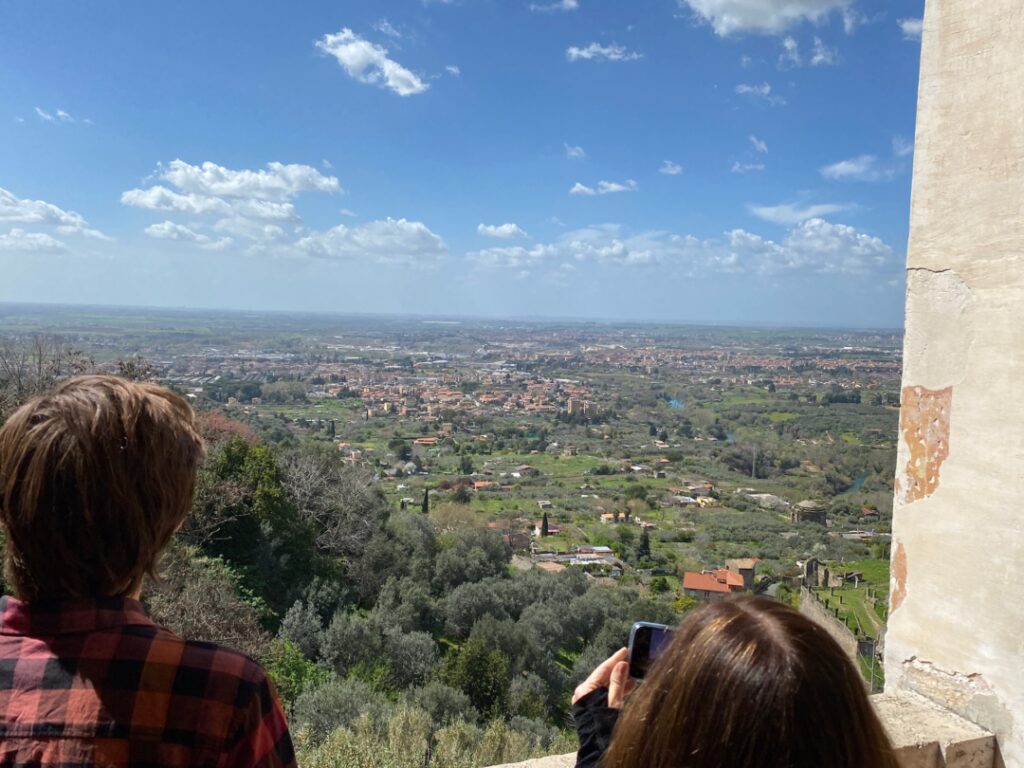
left=293, top=677, right=392, bottom=743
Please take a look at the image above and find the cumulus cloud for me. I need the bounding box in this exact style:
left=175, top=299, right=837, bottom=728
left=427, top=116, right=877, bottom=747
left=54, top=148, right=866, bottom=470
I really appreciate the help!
left=295, top=218, right=446, bottom=264
left=468, top=218, right=892, bottom=275
left=478, top=222, right=530, bottom=239
left=678, top=0, right=851, bottom=36
left=144, top=221, right=233, bottom=250
left=566, top=42, right=642, bottom=62
left=530, top=0, right=579, bottom=11
left=750, top=135, right=769, bottom=153
left=659, top=160, right=684, bottom=176
left=565, top=143, right=586, bottom=159
left=122, top=160, right=339, bottom=237
left=0, top=228, right=66, bottom=252
left=736, top=82, right=785, bottom=105
left=316, top=28, right=429, bottom=96
left=749, top=201, right=852, bottom=224
left=570, top=180, right=638, bottom=195
left=161, top=159, right=340, bottom=200
left=898, top=18, right=923, bottom=41
left=0, top=186, right=109, bottom=240
left=820, top=154, right=894, bottom=181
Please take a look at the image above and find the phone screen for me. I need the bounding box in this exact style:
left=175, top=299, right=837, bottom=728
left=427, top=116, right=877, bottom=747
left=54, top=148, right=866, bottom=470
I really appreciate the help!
left=628, top=622, right=673, bottom=679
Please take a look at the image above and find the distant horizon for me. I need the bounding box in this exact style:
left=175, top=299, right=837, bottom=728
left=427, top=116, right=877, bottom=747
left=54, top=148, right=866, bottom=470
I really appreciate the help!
left=0, top=300, right=905, bottom=335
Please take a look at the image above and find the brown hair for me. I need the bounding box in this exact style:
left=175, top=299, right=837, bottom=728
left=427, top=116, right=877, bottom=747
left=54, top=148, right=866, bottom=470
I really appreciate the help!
left=0, top=375, right=205, bottom=600
left=603, top=597, right=898, bottom=768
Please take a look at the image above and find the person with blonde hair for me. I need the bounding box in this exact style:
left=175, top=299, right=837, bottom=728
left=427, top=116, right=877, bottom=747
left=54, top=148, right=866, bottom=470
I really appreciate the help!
left=572, top=596, right=898, bottom=768
left=0, top=375, right=295, bottom=767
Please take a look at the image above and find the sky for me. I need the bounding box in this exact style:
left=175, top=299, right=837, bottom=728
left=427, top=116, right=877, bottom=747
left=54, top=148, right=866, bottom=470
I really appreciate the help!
left=0, top=0, right=925, bottom=328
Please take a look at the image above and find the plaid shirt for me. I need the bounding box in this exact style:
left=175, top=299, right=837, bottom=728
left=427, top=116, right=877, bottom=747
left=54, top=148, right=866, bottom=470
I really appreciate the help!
left=0, top=596, right=296, bottom=767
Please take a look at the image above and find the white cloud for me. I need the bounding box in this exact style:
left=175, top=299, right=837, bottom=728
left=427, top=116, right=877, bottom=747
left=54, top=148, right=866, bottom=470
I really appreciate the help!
left=122, top=186, right=232, bottom=216
left=478, top=222, right=530, bottom=239
left=820, top=154, right=894, bottom=181
left=144, top=221, right=233, bottom=250
left=445, top=64, right=462, bottom=76
left=678, top=0, right=851, bottom=36
left=35, top=107, right=85, bottom=124
left=810, top=37, right=838, bottom=65
left=469, top=218, right=892, bottom=275
left=841, top=7, right=863, bottom=34
left=732, top=161, right=766, bottom=173
left=750, top=135, right=769, bottom=153
left=0, top=187, right=108, bottom=240
left=565, top=143, right=586, bottom=159
left=161, top=159, right=340, bottom=200
left=779, top=37, right=801, bottom=67
left=530, top=0, right=579, bottom=11
left=316, top=28, right=429, bottom=96
left=566, top=42, right=642, bottom=62
left=660, top=160, right=684, bottom=176
left=372, top=18, right=403, bottom=39
left=322, top=159, right=333, bottom=169
left=0, top=228, right=66, bottom=252
left=340, top=208, right=358, bottom=218
left=736, top=82, right=786, bottom=105
left=122, top=159, right=340, bottom=243
left=571, top=179, right=638, bottom=195
left=898, top=18, right=923, bottom=41
left=892, top=136, right=914, bottom=158
left=295, top=218, right=446, bottom=264
left=749, top=201, right=852, bottom=224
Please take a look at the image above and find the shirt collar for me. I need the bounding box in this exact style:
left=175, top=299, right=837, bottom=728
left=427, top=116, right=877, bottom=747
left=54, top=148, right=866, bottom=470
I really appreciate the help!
left=0, top=595, right=156, bottom=636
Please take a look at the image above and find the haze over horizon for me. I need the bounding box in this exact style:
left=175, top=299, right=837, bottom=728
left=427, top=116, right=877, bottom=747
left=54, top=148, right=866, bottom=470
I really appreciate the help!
left=0, top=0, right=923, bottom=327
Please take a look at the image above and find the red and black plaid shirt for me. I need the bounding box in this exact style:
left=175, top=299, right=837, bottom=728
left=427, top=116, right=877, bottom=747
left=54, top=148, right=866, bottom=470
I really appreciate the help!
left=0, top=595, right=296, bottom=767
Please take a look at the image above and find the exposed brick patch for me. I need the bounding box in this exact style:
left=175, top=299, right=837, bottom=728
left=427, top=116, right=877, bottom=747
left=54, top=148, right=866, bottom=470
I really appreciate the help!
left=891, top=541, right=908, bottom=614
left=899, top=385, right=953, bottom=504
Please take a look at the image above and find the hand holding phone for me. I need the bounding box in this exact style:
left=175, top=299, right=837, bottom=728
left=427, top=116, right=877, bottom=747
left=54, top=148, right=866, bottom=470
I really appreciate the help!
left=628, top=621, right=673, bottom=680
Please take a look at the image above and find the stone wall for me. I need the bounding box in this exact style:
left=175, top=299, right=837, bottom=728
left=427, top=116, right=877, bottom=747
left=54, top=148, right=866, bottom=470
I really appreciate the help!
left=798, top=587, right=859, bottom=661
left=885, top=0, right=1024, bottom=764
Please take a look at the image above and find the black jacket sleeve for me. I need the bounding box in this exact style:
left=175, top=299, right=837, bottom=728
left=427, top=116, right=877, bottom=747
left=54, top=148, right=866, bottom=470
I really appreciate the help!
left=572, top=688, right=620, bottom=768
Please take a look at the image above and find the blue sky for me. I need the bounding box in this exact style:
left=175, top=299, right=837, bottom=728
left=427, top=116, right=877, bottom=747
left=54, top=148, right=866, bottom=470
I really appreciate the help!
left=0, top=0, right=924, bottom=327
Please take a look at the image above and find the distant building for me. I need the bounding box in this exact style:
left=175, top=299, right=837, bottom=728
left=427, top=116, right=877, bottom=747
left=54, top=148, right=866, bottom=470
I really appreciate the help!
left=682, top=569, right=746, bottom=601
left=791, top=499, right=827, bottom=525
left=725, top=558, right=760, bottom=591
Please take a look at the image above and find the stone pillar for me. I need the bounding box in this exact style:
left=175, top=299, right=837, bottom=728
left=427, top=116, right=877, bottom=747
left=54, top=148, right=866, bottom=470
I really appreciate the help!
left=886, top=0, right=1024, bottom=764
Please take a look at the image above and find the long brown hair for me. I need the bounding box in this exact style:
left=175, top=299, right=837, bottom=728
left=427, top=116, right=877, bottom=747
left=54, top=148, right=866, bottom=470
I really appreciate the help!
left=0, top=375, right=205, bottom=600
left=602, top=597, right=898, bottom=768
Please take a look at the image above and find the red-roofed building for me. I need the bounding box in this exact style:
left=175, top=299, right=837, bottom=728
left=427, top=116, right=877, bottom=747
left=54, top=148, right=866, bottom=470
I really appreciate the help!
left=683, top=569, right=746, bottom=601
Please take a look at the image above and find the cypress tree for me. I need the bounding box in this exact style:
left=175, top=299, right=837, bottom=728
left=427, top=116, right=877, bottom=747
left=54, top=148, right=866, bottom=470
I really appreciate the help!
left=422, top=488, right=430, bottom=515
left=541, top=512, right=549, bottom=537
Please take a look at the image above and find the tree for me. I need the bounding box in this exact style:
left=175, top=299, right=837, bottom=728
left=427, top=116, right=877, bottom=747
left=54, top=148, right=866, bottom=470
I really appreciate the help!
left=422, top=488, right=430, bottom=515
left=441, top=636, right=511, bottom=718
left=649, top=576, right=669, bottom=595
left=459, top=454, right=475, bottom=475
left=541, top=512, right=549, bottom=538
left=637, top=528, right=652, bottom=562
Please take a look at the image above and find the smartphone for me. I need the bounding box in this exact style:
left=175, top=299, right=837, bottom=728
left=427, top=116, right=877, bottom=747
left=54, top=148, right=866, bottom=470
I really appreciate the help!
left=628, top=621, right=673, bottom=679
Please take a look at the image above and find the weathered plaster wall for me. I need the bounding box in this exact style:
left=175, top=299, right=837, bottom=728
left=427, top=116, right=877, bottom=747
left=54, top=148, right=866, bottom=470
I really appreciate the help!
left=886, top=1, right=1024, bottom=764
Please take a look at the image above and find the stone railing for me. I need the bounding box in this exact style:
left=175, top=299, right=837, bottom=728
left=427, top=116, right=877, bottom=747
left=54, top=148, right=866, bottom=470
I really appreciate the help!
left=488, top=691, right=999, bottom=768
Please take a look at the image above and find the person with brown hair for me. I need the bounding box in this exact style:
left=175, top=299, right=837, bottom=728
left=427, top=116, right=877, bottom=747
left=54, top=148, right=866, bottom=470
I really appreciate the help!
left=572, top=596, right=899, bottom=768
left=0, top=375, right=295, bottom=766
